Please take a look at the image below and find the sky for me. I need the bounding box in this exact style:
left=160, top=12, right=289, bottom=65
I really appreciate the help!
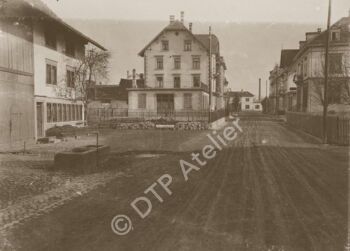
left=43, top=0, right=349, bottom=24
left=40, top=0, right=350, bottom=95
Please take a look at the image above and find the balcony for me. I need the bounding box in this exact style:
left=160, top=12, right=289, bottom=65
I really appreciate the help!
left=293, top=74, right=304, bottom=84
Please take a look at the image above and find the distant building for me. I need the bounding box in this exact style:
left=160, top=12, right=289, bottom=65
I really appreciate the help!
left=269, top=13, right=350, bottom=114
left=225, top=91, right=262, bottom=112
left=0, top=0, right=106, bottom=144
left=269, top=49, right=299, bottom=113
left=87, top=78, right=145, bottom=110
left=127, top=13, right=227, bottom=118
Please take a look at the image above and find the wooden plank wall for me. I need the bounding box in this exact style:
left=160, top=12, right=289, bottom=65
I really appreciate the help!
left=0, top=19, right=33, bottom=74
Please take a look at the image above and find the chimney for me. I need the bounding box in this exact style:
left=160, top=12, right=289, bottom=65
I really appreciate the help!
left=169, top=15, right=175, bottom=24
left=180, top=11, right=184, bottom=23
left=317, top=28, right=322, bottom=33
left=259, top=78, right=261, bottom=101
left=127, top=70, right=130, bottom=79
left=299, top=41, right=306, bottom=49
left=189, top=22, right=193, bottom=32
left=132, top=69, right=137, bottom=88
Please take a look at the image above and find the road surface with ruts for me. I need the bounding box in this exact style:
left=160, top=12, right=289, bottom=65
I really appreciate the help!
left=2, top=115, right=348, bottom=251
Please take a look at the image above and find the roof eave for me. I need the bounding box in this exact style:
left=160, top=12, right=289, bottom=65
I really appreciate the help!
left=23, top=1, right=107, bottom=51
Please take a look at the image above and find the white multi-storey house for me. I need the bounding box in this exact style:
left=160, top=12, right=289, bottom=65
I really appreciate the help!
left=127, top=14, right=226, bottom=119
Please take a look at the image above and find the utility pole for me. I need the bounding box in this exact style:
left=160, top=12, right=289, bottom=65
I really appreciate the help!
left=259, top=78, right=261, bottom=101
left=323, top=0, right=332, bottom=144
left=208, top=26, right=212, bottom=122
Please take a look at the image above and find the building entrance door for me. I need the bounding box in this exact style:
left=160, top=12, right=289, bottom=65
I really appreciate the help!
left=156, top=94, right=174, bottom=117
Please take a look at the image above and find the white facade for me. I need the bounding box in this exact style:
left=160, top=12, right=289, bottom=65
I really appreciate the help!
left=33, top=21, right=86, bottom=139
left=240, top=97, right=262, bottom=112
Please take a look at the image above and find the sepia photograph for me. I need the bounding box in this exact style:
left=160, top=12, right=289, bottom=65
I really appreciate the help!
left=0, top=0, right=349, bottom=250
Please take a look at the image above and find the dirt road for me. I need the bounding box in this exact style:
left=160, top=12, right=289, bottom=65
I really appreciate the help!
left=3, top=118, right=348, bottom=251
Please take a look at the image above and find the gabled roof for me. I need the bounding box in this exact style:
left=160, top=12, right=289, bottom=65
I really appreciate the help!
left=225, top=91, right=254, bottom=98
left=194, top=34, right=220, bottom=55
left=294, top=16, right=350, bottom=60
left=5, top=0, right=106, bottom=51
left=280, top=49, right=299, bottom=69
left=138, top=20, right=220, bottom=57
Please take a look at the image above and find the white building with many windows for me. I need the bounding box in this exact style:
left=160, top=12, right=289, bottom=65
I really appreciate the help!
left=127, top=14, right=226, bottom=119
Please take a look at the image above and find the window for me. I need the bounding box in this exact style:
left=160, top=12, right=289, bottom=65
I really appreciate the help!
left=138, top=94, right=147, bottom=109
left=63, top=104, right=67, bottom=121
left=52, top=103, right=57, bottom=122
left=245, top=98, right=250, bottom=102
left=78, top=105, right=82, bottom=120
left=174, top=76, right=181, bottom=88
left=45, top=29, right=57, bottom=49
left=329, top=53, right=343, bottom=74
left=193, top=74, right=201, bottom=87
left=184, top=40, right=192, bottom=51
left=57, top=104, right=62, bottom=122
left=156, top=56, right=163, bottom=70
left=161, top=40, right=169, bottom=51
left=303, top=57, right=308, bottom=77
left=298, top=63, right=303, bottom=77
left=66, top=67, right=75, bottom=88
left=156, top=75, right=164, bottom=88
left=72, top=105, right=76, bottom=121
left=66, top=39, right=75, bottom=57
left=67, top=105, right=71, bottom=121
left=184, top=93, right=192, bottom=109
left=245, top=105, right=250, bottom=109
left=47, top=103, right=52, bottom=122
left=192, top=56, right=200, bottom=69
left=255, top=105, right=260, bottom=109
left=331, top=30, right=341, bottom=41
left=70, top=105, right=74, bottom=121
left=174, top=56, right=181, bottom=69
left=327, top=81, right=344, bottom=104
left=46, top=61, right=57, bottom=85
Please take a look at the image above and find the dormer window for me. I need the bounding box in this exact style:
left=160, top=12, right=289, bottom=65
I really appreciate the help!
left=331, top=30, right=340, bottom=41
left=161, top=40, right=169, bottom=51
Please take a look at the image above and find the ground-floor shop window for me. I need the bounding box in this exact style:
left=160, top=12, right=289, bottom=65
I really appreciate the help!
left=47, top=102, right=83, bottom=123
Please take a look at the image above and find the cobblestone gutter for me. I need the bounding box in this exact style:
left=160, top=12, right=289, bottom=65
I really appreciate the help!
left=0, top=170, right=129, bottom=249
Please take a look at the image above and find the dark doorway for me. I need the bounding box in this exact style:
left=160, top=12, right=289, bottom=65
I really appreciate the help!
left=157, top=94, right=174, bottom=117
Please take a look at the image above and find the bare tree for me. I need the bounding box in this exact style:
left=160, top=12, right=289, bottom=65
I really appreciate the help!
left=56, top=48, right=111, bottom=123
left=311, top=54, right=350, bottom=109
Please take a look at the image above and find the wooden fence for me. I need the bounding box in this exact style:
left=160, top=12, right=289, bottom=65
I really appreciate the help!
left=286, top=112, right=350, bottom=145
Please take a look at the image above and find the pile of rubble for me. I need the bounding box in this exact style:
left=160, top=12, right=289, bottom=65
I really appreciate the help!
left=112, top=121, right=156, bottom=130
left=111, top=120, right=209, bottom=130
left=175, top=122, right=209, bottom=130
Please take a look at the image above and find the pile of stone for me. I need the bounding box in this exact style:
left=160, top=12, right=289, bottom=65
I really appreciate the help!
left=112, top=121, right=156, bottom=130
left=175, top=122, right=209, bottom=130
